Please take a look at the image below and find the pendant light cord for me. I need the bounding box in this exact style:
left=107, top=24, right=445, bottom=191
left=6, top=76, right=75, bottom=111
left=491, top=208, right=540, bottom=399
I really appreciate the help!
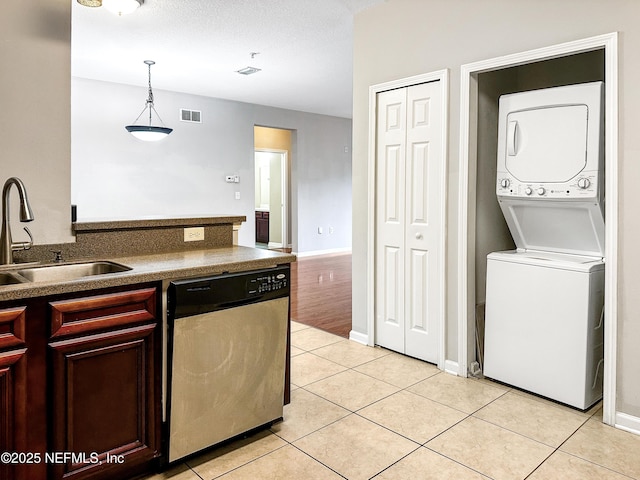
left=130, top=60, right=169, bottom=127
left=146, top=61, right=154, bottom=114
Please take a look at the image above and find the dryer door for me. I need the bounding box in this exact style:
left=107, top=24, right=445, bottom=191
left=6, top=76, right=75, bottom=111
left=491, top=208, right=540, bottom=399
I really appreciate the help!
left=506, top=104, right=588, bottom=183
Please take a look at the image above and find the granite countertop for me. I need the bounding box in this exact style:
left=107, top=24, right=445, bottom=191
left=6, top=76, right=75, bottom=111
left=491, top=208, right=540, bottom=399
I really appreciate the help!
left=73, top=215, right=247, bottom=232
left=0, top=246, right=296, bottom=302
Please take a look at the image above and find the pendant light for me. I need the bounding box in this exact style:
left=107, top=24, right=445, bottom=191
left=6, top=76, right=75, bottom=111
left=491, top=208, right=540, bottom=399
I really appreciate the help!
left=125, top=60, right=173, bottom=142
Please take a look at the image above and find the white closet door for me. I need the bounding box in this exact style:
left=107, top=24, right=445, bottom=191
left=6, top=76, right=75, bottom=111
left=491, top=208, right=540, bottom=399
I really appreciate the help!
left=404, top=81, right=443, bottom=362
left=375, top=87, right=407, bottom=353
left=375, top=81, right=443, bottom=363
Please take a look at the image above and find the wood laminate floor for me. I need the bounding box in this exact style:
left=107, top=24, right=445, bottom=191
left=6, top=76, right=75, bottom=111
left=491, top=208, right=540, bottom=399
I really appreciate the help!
left=290, top=252, right=352, bottom=338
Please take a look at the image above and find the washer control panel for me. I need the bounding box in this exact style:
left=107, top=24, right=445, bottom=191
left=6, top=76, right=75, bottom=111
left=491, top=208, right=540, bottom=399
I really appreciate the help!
left=496, top=172, right=599, bottom=199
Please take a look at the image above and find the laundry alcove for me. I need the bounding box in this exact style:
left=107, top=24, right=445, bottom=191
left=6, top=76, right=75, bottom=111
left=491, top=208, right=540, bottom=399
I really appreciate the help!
left=457, top=30, right=626, bottom=427
left=474, top=49, right=605, bottom=314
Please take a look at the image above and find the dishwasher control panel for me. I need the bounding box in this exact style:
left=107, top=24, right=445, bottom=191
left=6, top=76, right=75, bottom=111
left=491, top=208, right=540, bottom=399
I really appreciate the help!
left=169, top=265, right=291, bottom=318
left=248, top=271, right=289, bottom=295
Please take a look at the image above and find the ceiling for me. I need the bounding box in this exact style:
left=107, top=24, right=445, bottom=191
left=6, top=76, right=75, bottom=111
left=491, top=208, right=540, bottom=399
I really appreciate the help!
left=71, top=0, right=384, bottom=119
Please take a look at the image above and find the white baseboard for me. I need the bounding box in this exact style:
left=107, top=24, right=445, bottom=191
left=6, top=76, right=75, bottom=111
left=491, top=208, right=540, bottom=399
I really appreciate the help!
left=349, top=330, right=369, bottom=345
left=444, top=360, right=459, bottom=376
left=615, top=412, right=640, bottom=436
left=294, top=247, right=351, bottom=258
left=267, top=241, right=283, bottom=249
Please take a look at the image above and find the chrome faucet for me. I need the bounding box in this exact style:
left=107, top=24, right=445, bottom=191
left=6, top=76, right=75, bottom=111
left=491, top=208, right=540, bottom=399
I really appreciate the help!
left=0, top=177, right=34, bottom=265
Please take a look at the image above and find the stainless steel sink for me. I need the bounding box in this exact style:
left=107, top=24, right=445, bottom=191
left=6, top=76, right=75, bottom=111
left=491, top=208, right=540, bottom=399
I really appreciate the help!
left=15, top=261, right=132, bottom=283
left=0, top=272, right=25, bottom=285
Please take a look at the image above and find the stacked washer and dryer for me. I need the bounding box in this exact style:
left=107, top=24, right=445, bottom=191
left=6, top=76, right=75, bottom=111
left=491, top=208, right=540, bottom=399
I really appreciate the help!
left=483, top=81, right=605, bottom=410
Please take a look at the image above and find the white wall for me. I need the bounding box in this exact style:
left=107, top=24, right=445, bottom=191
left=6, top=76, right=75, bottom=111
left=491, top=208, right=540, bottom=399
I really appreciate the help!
left=0, top=1, right=73, bottom=245
left=72, top=78, right=352, bottom=252
left=353, top=0, right=640, bottom=420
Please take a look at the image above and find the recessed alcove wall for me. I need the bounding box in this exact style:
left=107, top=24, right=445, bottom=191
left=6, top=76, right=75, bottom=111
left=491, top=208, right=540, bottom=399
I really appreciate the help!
left=475, top=49, right=605, bottom=304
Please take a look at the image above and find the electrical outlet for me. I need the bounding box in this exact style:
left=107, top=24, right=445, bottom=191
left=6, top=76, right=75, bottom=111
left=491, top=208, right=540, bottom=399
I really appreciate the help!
left=225, top=175, right=234, bottom=183
left=235, top=192, right=241, bottom=200
left=329, top=226, right=334, bottom=234
left=184, top=227, right=205, bottom=242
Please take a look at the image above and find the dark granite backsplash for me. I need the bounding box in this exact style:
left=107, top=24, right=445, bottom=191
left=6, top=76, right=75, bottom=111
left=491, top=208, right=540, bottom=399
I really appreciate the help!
left=13, top=216, right=245, bottom=264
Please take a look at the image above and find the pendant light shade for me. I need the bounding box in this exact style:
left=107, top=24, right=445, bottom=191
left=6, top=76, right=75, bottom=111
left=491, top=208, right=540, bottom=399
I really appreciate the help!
left=77, top=0, right=102, bottom=7
left=126, top=125, right=173, bottom=141
left=125, top=60, right=173, bottom=142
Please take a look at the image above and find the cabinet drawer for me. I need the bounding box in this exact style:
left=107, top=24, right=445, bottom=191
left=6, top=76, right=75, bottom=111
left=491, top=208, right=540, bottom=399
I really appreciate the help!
left=50, top=288, right=156, bottom=340
left=0, top=306, right=26, bottom=351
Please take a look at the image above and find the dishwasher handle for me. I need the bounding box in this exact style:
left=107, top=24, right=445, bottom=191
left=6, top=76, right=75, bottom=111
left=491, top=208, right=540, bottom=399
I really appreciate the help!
left=170, top=294, right=279, bottom=319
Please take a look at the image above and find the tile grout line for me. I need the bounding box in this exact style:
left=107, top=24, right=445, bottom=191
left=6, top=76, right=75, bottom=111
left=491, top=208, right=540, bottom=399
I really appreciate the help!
left=202, top=443, right=290, bottom=480
left=547, top=417, right=637, bottom=479
left=420, top=445, right=494, bottom=480
left=365, top=444, right=424, bottom=480
left=288, top=443, right=349, bottom=479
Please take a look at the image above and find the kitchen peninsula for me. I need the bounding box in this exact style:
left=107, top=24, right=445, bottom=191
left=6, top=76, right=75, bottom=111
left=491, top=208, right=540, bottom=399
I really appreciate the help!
left=0, top=215, right=295, bottom=480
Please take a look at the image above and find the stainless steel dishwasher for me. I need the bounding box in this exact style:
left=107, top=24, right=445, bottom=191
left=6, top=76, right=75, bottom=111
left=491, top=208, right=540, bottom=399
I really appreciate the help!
left=165, top=265, right=290, bottom=463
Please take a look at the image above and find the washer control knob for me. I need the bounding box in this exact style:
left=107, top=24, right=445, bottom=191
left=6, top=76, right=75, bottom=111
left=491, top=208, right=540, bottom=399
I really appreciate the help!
left=500, top=178, right=510, bottom=189
left=537, top=187, right=546, bottom=196
left=577, top=177, right=591, bottom=189
left=525, top=187, right=533, bottom=196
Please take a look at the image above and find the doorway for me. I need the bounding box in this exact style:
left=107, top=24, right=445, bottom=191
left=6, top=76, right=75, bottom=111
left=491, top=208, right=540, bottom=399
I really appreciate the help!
left=254, top=126, right=292, bottom=251
left=255, top=149, right=288, bottom=248
left=457, top=33, right=618, bottom=425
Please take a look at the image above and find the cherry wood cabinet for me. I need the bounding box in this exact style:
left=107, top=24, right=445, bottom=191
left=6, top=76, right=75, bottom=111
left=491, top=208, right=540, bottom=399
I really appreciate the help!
left=255, top=211, right=269, bottom=243
left=0, top=307, right=28, bottom=480
left=0, top=283, right=161, bottom=480
left=47, top=288, right=160, bottom=480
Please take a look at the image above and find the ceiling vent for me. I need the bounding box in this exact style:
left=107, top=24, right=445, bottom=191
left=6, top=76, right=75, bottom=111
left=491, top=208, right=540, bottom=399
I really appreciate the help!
left=236, top=66, right=261, bottom=76
left=180, top=109, right=201, bottom=123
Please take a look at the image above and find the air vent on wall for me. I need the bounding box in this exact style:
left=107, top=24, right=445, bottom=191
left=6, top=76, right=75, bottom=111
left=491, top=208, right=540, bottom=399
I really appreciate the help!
left=180, top=109, right=202, bottom=123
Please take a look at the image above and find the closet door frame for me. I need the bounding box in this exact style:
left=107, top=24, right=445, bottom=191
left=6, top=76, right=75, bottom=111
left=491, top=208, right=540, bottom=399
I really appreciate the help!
left=458, top=33, right=619, bottom=427
left=365, top=70, right=449, bottom=370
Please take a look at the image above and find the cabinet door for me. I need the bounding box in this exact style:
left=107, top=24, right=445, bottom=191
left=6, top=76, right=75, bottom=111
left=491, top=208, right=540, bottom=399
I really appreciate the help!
left=0, top=306, right=28, bottom=480
left=0, top=348, right=27, bottom=480
left=256, top=211, right=270, bottom=243
left=49, top=323, right=158, bottom=480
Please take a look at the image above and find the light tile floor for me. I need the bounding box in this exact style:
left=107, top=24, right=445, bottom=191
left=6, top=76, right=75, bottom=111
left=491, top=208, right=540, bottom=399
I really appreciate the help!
left=144, top=322, right=640, bottom=480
